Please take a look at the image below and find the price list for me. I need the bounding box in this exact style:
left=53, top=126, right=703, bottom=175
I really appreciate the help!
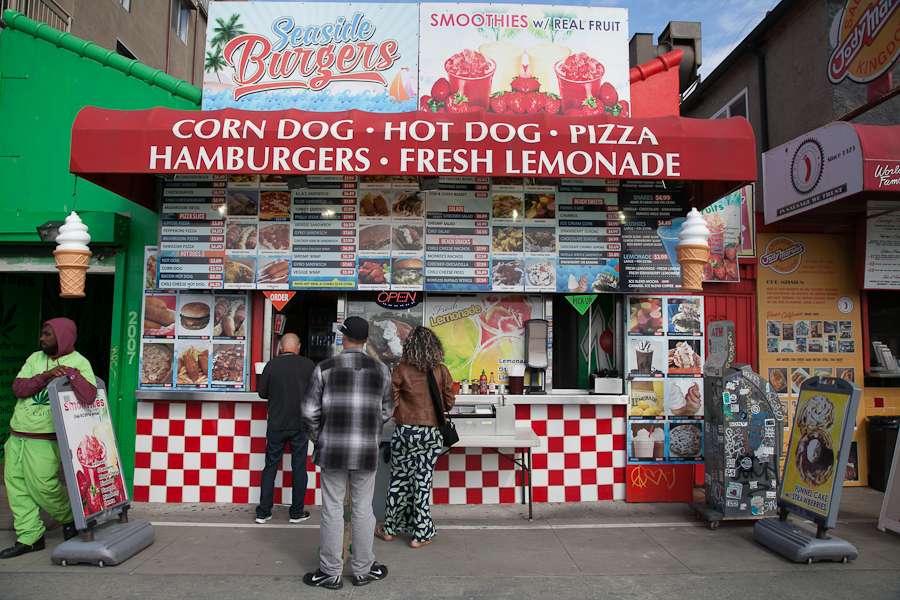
left=158, top=176, right=227, bottom=289
left=424, top=190, right=491, bottom=291
left=619, top=188, right=684, bottom=291
left=290, top=187, right=358, bottom=289
left=556, top=191, right=621, bottom=292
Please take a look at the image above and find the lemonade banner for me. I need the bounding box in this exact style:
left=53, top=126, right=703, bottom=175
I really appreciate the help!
left=203, top=2, right=630, bottom=116
left=49, top=380, right=128, bottom=530
left=425, top=294, right=542, bottom=384
left=780, top=380, right=860, bottom=527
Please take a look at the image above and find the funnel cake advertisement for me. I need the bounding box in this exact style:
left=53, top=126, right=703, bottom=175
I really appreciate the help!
left=426, top=294, right=541, bottom=384
left=419, top=4, right=629, bottom=116
left=203, top=2, right=419, bottom=112
left=56, top=388, right=127, bottom=519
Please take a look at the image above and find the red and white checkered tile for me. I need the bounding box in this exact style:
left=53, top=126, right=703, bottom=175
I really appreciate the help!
left=133, top=401, right=626, bottom=505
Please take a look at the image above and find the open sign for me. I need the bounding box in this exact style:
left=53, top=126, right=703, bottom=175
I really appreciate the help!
left=376, top=291, right=420, bottom=310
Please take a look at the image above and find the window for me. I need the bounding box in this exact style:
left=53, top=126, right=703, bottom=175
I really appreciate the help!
left=115, top=40, right=137, bottom=60
left=119, top=0, right=131, bottom=12
left=171, top=0, right=191, bottom=44
left=712, top=88, right=749, bottom=120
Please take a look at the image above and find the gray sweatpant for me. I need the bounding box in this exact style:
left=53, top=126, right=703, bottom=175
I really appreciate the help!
left=319, top=468, right=377, bottom=577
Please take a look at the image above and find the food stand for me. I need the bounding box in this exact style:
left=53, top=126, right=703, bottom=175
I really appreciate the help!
left=66, top=2, right=757, bottom=507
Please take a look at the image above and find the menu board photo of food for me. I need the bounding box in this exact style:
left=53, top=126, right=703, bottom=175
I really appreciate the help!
left=359, top=191, right=391, bottom=217
left=668, top=339, right=703, bottom=376
left=211, top=343, right=246, bottom=388
left=176, top=294, right=213, bottom=339
left=260, top=190, right=291, bottom=219
left=524, top=258, right=556, bottom=292
left=358, top=258, right=391, bottom=289
left=175, top=341, right=209, bottom=387
left=226, top=190, right=259, bottom=216
left=667, top=421, right=703, bottom=461
left=665, top=379, right=703, bottom=418
left=257, top=257, right=289, bottom=288
left=628, top=297, right=664, bottom=336
left=225, top=257, right=256, bottom=287
left=358, top=224, right=392, bottom=252
left=667, top=298, right=703, bottom=335
left=627, top=337, right=667, bottom=377
left=258, top=223, right=290, bottom=251
left=144, top=247, right=158, bottom=290
left=213, top=295, right=248, bottom=338
left=347, top=300, right=423, bottom=369
left=492, top=259, right=525, bottom=291
left=143, top=294, right=176, bottom=337
left=140, top=342, right=174, bottom=387
left=226, top=222, right=258, bottom=251
left=629, top=380, right=664, bottom=418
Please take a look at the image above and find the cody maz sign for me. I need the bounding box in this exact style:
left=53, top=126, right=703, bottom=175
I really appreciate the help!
left=150, top=115, right=681, bottom=178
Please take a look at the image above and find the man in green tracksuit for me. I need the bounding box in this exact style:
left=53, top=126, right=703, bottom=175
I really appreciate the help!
left=1, top=318, right=97, bottom=559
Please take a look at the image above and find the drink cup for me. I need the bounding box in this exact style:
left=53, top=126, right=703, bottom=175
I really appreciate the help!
left=657, top=217, right=685, bottom=269
left=479, top=42, right=523, bottom=95
left=635, top=350, right=653, bottom=374
left=633, top=439, right=654, bottom=458
left=526, top=44, right=570, bottom=96
left=445, top=57, right=495, bottom=108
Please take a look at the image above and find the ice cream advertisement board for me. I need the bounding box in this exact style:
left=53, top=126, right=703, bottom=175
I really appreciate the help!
left=203, top=2, right=419, bottom=112
left=419, top=4, right=629, bottom=116
left=49, top=381, right=127, bottom=528
left=701, top=188, right=742, bottom=283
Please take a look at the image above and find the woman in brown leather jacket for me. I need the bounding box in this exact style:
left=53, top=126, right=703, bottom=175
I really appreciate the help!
left=376, top=326, right=455, bottom=548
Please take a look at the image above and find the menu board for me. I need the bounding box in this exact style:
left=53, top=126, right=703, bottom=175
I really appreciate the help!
left=756, top=233, right=865, bottom=478
left=158, top=176, right=227, bottom=289
left=556, top=179, right=621, bottom=293
left=625, top=295, right=704, bottom=465
left=864, top=200, right=900, bottom=290
left=159, top=177, right=692, bottom=294
left=290, top=182, right=358, bottom=289
left=139, top=246, right=251, bottom=392
left=618, top=188, right=684, bottom=292
left=425, top=190, right=490, bottom=291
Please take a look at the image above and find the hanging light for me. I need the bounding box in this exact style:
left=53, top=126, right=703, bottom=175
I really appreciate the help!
left=53, top=211, right=92, bottom=298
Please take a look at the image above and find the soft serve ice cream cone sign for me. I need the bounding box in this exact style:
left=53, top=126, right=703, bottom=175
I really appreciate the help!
left=203, top=2, right=419, bottom=112
left=419, top=4, right=629, bottom=116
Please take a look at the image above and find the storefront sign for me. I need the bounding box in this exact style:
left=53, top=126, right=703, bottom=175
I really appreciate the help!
left=756, top=233, right=865, bottom=472
left=49, top=381, right=127, bottom=529
left=263, top=291, right=296, bottom=311
left=762, top=122, right=863, bottom=223
left=864, top=200, right=900, bottom=289
left=419, top=4, right=629, bottom=115
left=565, top=294, right=597, bottom=316
left=203, top=2, right=420, bottom=112
left=780, top=378, right=859, bottom=527
left=375, top=291, right=421, bottom=309
left=827, top=0, right=900, bottom=85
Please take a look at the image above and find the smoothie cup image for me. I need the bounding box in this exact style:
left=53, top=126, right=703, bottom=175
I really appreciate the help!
left=703, top=212, right=727, bottom=257
left=554, top=52, right=605, bottom=111
left=479, top=41, right=524, bottom=95
left=444, top=49, right=495, bottom=108
left=657, top=217, right=685, bottom=269
left=526, top=43, right=571, bottom=95
left=632, top=428, right=654, bottom=458
left=76, top=435, right=108, bottom=512
left=635, top=340, right=655, bottom=374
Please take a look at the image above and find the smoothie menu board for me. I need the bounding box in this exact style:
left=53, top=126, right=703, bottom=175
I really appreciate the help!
left=625, top=295, right=705, bottom=465
left=425, top=190, right=491, bottom=291
left=618, top=188, right=685, bottom=291
left=158, top=176, right=227, bottom=289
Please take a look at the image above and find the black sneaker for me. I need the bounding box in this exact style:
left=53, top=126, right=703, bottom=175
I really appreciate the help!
left=62, top=522, right=78, bottom=541
left=289, top=511, right=311, bottom=523
left=303, top=569, right=343, bottom=590
left=352, top=562, right=388, bottom=587
left=255, top=513, right=272, bottom=524
left=0, top=537, right=45, bottom=559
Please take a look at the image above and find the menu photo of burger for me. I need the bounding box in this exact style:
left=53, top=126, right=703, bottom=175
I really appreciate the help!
left=391, top=258, right=423, bottom=290
left=175, top=341, right=209, bottom=387
left=143, top=294, right=176, bottom=337
left=176, top=295, right=212, bottom=338
left=140, top=342, right=173, bottom=387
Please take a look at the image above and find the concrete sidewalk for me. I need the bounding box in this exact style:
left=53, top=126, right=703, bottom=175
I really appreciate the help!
left=1, top=488, right=899, bottom=599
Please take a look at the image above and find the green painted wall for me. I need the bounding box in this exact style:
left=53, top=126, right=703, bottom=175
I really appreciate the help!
left=0, top=11, right=200, bottom=489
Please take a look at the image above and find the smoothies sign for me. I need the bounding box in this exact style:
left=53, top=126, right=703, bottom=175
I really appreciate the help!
left=49, top=382, right=127, bottom=527
left=204, top=3, right=419, bottom=112
left=420, top=4, right=629, bottom=116
left=828, top=0, right=899, bottom=84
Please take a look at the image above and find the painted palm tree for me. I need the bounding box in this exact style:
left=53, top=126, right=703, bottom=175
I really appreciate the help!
left=205, top=51, right=227, bottom=83
left=210, top=13, right=247, bottom=51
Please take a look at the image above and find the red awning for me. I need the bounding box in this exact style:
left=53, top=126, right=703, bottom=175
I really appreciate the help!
left=70, top=106, right=756, bottom=208
left=856, top=123, right=900, bottom=193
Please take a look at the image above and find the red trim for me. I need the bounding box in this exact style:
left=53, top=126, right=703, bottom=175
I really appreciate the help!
left=629, top=49, right=683, bottom=83
left=249, top=293, right=265, bottom=391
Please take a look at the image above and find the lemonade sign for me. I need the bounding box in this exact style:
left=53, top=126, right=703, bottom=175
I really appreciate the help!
left=426, top=295, right=541, bottom=383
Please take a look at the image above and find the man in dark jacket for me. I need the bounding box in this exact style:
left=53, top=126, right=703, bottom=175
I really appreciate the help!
left=255, top=333, right=315, bottom=524
left=301, top=317, right=393, bottom=590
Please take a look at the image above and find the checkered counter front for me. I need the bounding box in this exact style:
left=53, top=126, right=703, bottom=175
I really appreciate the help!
left=133, top=402, right=627, bottom=505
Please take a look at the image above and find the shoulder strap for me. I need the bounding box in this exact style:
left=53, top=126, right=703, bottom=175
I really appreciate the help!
left=426, top=368, right=446, bottom=426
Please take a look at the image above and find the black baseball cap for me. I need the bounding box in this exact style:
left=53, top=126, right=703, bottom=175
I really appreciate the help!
left=340, top=316, right=369, bottom=341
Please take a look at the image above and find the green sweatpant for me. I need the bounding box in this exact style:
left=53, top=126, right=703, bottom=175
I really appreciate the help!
left=4, top=435, right=73, bottom=545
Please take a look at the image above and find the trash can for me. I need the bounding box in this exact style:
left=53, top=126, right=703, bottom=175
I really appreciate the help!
left=868, top=417, right=899, bottom=493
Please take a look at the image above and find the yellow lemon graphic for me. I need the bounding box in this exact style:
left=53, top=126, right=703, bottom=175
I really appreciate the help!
left=432, top=317, right=481, bottom=381
left=469, top=336, right=524, bottom=382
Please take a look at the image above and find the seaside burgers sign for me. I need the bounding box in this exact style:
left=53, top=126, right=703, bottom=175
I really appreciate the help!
left=828, top=0, right=900, bottom=84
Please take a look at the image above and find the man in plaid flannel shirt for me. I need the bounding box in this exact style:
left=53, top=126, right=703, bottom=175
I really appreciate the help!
left=302, top=316, right=393, bottom=590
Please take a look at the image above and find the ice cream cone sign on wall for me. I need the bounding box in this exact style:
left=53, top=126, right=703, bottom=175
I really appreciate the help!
left=54, top=211, right=92, bottom=298
left=677, top=208, right=710, bottom=292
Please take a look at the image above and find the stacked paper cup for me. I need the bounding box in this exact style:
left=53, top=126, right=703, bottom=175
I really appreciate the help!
left=677, top=208, right=710, bottom=291
left=54, top=212, right=92, bottom=298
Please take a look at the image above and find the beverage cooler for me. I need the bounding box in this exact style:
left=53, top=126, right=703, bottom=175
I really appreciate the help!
left=694, top=363, right=784, bottom=529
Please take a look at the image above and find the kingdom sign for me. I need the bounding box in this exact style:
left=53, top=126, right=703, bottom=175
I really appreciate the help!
left=828, top=0, right=900, bottom=84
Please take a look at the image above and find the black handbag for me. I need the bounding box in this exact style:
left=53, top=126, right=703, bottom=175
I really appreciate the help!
left=427, top=368, right=459, bottom=447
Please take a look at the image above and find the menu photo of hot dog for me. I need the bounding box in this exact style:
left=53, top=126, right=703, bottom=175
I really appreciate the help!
left=143, top=294, right=176, bottom=337
left=175, top=341, right=209, bottom=387
left=213, top=295, right=248, bottom=339
left=256, top=256, right=290, bottom=288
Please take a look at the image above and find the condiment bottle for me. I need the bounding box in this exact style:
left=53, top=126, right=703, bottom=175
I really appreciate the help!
left=460, top=379, right=470, bottom=395
left=488, top=372, right=497, bottom=395
left=479, top=370, right=488, bottom=395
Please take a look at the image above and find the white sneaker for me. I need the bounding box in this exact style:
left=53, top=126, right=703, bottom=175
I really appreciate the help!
left=255, top=514, right=273, bottom=524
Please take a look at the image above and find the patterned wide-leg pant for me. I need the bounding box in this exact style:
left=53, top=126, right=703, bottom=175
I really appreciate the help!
left=381, top=424, right=443, bottom=542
